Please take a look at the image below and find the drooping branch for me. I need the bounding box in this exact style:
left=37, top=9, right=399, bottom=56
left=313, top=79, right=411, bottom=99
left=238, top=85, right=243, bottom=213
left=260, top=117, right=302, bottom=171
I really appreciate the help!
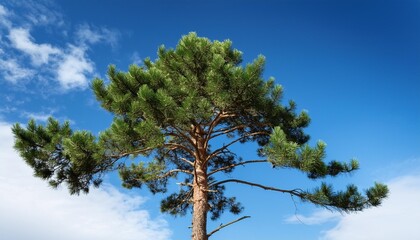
left=208, top=160, right=268, bottom=176
left=207, top=215, right=251, bottom=238
left=211, top=179, right=305, bottom=197
left=212, top=179, right=389, bottom=212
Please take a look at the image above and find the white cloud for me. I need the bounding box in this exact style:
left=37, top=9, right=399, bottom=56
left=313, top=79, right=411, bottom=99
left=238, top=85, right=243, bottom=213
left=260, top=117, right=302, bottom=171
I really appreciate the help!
left=0, top=57, right=34, bottom=83
left=285, top=210, right=341, bottom=225
left=318, top=175, right=420, bottom=240
left=0, top=2, right=119, bottom=92
left=6, top=27, right=95, bottom=90
left=8, top=28, right=61, bottom=66
left=56, top=45, right=94, bottom=90
left=0, top=120, right=171, bottom=240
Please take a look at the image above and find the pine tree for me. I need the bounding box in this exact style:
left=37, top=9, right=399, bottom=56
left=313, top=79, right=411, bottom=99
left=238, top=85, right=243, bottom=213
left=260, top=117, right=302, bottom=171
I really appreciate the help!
left=12, top=33, right=388, bottom=240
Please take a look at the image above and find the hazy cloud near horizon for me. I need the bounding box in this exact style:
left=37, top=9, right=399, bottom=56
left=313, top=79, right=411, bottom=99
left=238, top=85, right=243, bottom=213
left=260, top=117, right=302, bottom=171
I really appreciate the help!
left=285, top=171, right=420, bottom=240
left=0, top=120, right=171, bottom=240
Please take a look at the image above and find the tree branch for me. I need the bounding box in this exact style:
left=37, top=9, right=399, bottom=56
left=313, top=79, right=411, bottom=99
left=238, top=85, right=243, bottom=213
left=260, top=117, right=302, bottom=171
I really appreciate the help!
left=157, top=169, right=193, bottom=179
left=205, top=131, right=269, bottom=163
left=208, top=160, right=268, bottom=176
left=211, top=179, right=304, bottom=197
left=163, top=143, right=195, bottom=165
left=203, top=111, right=222, bottom=150
left=207, top=216, right=251, bottom=238
left=109, top=146, right=155, bottom=159
left=209, top=124, right=246, bottom=140
left=171, top=125, right=197, bottom=152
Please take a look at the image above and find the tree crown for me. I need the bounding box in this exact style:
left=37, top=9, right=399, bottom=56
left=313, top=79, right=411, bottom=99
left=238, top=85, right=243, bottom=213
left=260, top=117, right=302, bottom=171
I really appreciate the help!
left=13, top=33, right=388, bottom=225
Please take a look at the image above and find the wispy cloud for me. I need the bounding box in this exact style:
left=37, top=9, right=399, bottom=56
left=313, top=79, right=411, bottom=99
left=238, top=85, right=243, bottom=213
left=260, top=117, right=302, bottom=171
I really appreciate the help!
left=285, top=210, right=341, bottom=225
left=23, top=0, right=64, bottom=26
left=21, top=111, right=53, bottom=122
left=19, top=109, right=76, bottom=125
left=0, top=4, right=11, bottom=28
left=0, top=57, right=34, bottom=83
left=0, top=120, right=171, bottom=240
left=2, top=0, right=64, bottom=27
left=0, top=4, right=6, bottom=16
left=76, top=23, right=119, bottom=48
left=131, top=51, right=143, bottom=65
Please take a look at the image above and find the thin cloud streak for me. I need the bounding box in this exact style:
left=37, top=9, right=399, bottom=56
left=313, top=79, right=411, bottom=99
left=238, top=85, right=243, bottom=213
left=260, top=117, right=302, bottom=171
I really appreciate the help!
left=76, top=23, right=120, bottom=48
left=285, top=210, right=341, bottom=225
left=0, top=57, right=34, bottom=83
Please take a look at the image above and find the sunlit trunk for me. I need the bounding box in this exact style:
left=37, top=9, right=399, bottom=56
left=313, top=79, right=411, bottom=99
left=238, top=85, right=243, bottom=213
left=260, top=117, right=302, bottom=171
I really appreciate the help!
left=191, top=163, right=208, bottom=240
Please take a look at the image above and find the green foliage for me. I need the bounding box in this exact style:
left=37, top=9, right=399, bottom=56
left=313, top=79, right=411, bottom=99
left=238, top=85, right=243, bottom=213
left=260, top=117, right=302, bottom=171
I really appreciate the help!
left=12, top=32, right=388, bottom=227
left=12, top=118, right=111, bottom=194
left=119, top=161, right=168, bottom=193
left=265, top=127, right=359, bottom=179
left=264, top=126, right=387, bottom=212
left=300, top=182, right=388, bottom=212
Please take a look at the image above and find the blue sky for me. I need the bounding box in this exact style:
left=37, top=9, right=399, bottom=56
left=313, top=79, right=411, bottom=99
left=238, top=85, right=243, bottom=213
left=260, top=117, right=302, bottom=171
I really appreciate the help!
left=0, top=0, right=419, bottom=239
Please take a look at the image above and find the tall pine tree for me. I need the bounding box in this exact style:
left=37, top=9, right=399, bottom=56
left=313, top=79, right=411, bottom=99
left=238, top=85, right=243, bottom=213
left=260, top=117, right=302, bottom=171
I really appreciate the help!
left=12, top=33, right=388, bottom=240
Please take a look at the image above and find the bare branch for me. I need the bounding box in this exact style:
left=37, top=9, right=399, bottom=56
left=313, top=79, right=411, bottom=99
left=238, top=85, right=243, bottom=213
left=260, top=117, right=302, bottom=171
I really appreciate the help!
left=164, top=143, right=195, bottom=164
left=205, top=131, right=269, bottom=163
left=203, top=111, right=223, bottom=150
left=180, top=157, right=194, bottom=166
left=208, top=160, right=268, bottom=176
left=211, top=179, right=305, bottom=197
left=209, top=124, right=246, bottom=140
left=157, top=169, right=193, bottom=179
left=207, top=216, right=251, bottom=238
left=209, top=120, right=270, bottom=140
left=171, top=125, right=197, bottom=150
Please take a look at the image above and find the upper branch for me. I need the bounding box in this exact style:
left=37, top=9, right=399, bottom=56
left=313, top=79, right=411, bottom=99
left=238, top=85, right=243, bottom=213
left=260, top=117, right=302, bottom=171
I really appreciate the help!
left=203, top=111, right=223, bottom=150
left=205, top=131, right=269, bottom=164
left=209, top=124, right=247, bottom=140
left=164, top=143, right=195, bottom=162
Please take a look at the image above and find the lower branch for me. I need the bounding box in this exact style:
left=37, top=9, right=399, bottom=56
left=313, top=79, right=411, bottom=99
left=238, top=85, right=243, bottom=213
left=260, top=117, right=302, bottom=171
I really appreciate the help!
left=211, top=179, right=304, bottom=197
left=207, top=216, right=251, bottom=238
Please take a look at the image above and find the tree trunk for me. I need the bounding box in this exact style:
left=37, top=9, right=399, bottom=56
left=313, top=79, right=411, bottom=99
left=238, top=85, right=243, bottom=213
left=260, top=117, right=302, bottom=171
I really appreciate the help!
left=192, top=164, right=208, bottom=240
